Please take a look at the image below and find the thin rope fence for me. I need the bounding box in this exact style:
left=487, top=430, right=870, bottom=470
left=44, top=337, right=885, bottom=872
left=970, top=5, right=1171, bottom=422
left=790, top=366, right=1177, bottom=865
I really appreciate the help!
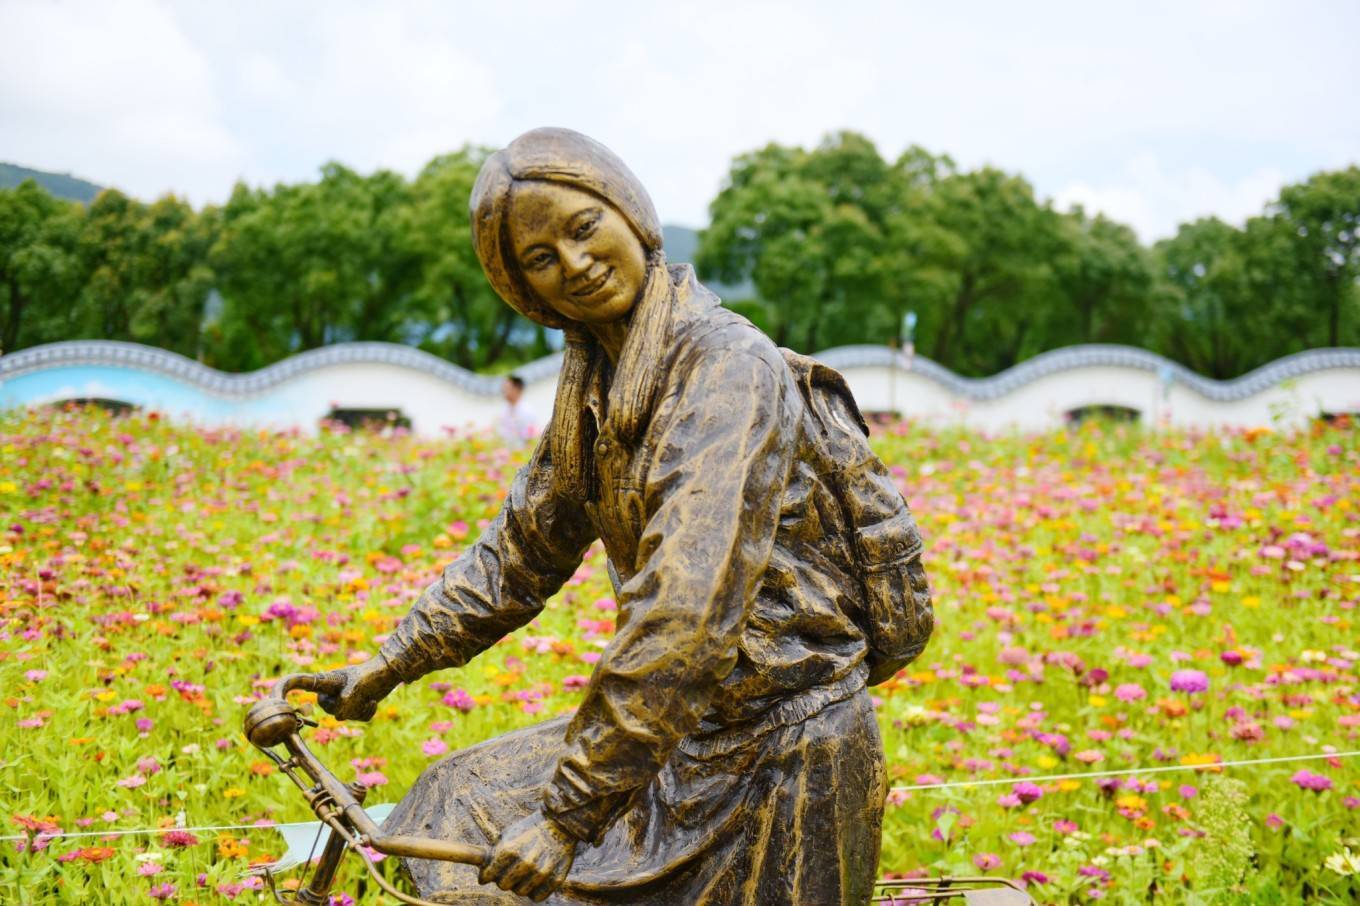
left=887, top=748, right=1359, bottom=793
left=3, top=748, right=1356, bottom=846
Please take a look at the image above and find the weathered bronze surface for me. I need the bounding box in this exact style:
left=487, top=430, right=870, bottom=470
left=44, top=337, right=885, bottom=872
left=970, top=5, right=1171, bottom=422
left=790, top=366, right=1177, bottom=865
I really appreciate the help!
left=310, top=128, right=935, bottom=904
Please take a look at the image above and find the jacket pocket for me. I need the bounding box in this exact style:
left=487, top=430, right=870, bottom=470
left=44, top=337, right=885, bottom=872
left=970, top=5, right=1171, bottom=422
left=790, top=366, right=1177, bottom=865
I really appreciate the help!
left=857, top=512, right=933, bottom=685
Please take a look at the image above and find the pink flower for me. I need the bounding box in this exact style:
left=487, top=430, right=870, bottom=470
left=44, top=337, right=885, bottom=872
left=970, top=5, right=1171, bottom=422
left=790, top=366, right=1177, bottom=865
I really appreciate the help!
left=973, top=853, right=1001, bottom=871
left=1054, top=819, right=1079, bottom=835
left=1114, top=683, right=1146, bottom=702
left=1290, top=770, right=1332, bottom=792
left=138, top=862, right=164, bottom=876
left=136, top=756, right=162, bottom=775
left=117, top=774, right=146, bottom=789
left=1169, top=670, right=1209, bottom=693
left=421, top=738, right=448, bottom=758
left=562, top=674, right=591, bottom=690
left=442, top=688, right=475, bottom=713
left=997, top=793, right=1022, bottom=809
left=148, top=882, right=177, bottom=900
left=1007, top=831, right=1036, bottom=847
left=1074, top=749, right=1105, bottom=764
left=357, top=771, right=389, bottom=787
left=1012, top=781, right=1043, bottom=804
left=1179, top=784, right=1197, bottom=799
left=24, top=670, right=47, bottom=682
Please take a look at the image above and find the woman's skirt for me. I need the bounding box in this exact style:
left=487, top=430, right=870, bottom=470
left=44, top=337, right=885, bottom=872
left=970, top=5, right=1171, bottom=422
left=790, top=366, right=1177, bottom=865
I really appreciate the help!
left=381, top=686, right=886, bottom=905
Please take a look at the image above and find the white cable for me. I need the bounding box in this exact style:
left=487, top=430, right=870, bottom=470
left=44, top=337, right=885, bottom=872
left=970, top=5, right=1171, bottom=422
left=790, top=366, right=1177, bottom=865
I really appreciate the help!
left=4, top=749, right=1355, bottom=846
left=888, top=748, right=1359, bottom=794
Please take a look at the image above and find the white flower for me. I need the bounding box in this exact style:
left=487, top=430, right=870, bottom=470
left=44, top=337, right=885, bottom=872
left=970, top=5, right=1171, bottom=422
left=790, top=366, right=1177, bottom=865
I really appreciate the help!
left=1324, top=847, right=1360, bottom=876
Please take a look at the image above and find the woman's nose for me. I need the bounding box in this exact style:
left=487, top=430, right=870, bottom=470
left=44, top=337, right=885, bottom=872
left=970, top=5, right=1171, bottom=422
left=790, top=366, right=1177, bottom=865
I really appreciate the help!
left=560, top=242, right=592, bottom=277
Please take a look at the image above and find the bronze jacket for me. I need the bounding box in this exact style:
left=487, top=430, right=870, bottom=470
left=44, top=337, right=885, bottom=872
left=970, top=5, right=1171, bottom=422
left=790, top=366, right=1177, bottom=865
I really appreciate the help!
left=379, top=265, right=931, bottom=845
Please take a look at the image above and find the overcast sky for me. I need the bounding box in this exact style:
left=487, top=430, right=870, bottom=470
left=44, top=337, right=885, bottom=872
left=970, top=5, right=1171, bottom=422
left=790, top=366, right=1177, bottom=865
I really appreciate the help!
left=2, top=0, right=1356, bottom=240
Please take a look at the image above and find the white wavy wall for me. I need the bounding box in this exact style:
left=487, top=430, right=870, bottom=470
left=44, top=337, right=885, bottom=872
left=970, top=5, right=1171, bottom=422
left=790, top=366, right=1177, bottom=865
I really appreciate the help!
left=3, top=341, right=1358, bottom=435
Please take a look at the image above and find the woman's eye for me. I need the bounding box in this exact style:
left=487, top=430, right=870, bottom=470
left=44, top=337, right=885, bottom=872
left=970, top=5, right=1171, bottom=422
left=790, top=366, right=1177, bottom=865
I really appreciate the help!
left=574, top=217, right=598, bottom=240
left=526, top=252, right=553, bottom=270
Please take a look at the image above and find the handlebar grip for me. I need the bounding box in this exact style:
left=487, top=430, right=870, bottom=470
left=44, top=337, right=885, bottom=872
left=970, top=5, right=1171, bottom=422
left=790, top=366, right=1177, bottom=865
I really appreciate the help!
left=274, top=673, right=320, bottom=699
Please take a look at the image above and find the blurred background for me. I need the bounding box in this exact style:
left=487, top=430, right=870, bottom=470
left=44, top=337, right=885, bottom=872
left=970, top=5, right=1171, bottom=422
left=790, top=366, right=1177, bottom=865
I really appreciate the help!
left=2, top=0, right=1357, bottom=379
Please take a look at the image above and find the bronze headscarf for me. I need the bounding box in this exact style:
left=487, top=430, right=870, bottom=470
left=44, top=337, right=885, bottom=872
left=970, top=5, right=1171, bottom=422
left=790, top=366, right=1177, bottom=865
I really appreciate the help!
left=470, top=127, right=674, bottom=499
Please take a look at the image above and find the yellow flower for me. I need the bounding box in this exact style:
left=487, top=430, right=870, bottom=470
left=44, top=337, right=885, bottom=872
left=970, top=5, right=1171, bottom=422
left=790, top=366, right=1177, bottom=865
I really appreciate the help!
left=222, top=787, right=245, bottom=799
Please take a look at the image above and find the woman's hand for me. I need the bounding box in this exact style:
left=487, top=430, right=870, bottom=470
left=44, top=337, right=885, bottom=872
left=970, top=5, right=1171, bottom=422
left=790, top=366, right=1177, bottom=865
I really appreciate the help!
left=311, top=654, right=399, bottom=722
left=479, top=809, right=577, bottom=902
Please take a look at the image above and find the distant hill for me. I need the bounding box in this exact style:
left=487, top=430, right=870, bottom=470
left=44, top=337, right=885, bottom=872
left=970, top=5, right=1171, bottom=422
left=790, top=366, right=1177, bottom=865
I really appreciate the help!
left=661, top=224, right=755, bottom=301
left=0, top=163, right=104, bottom=203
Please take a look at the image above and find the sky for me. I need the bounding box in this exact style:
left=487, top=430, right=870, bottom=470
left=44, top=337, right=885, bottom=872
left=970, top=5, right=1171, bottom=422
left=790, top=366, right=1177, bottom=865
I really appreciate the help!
left=1, top=0, right=1356, bottom=241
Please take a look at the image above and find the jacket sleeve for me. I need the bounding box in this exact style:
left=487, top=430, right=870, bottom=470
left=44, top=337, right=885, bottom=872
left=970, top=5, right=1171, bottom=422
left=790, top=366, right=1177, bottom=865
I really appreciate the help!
left=542, top=348, right=794, bottom=843
left=378, top=438, right=596, bottom=684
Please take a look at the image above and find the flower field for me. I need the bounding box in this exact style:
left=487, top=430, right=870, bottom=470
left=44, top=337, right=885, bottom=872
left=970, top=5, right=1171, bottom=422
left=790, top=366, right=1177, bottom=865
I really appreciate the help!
left=1, top=406, right=1357, bottom=904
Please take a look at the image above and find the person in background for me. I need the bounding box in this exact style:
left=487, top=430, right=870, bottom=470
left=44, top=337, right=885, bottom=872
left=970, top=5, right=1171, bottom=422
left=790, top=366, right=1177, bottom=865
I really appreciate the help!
left=498, top=374, right=538, bottom=448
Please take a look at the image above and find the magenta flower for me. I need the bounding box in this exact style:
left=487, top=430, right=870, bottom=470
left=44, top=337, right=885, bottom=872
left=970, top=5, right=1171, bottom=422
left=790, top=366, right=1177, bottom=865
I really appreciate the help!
left=1291, top=770, right=1332, bottom=792
left=1114, top=683, right=1146, bottom=702
left=1012, top=781, right=1043, bottom=804
left=973, top=853, right=1001, bottom=872
left=148, top=883, right=177, bottom=900
left=1169, top=670, right=1209, bottom=693
left=421, top=738, right=448, bottom=757
left=442, top=688, right=476, bottom=713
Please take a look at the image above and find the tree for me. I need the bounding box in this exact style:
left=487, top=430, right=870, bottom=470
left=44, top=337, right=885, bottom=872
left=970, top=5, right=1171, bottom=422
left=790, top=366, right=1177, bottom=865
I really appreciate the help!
left=209, top=165, right=413, bottom=369
left=1269, top=166, right=1360, bottom=348
left=917, top=167, right=1067, bottom=375
left=0, top=180, right=85, bottom=352
left=1048, top=207, right=1155, bottom=348
left=398, top=148, right=541, bottom=369
left=698, top=133, right=905, bottom=351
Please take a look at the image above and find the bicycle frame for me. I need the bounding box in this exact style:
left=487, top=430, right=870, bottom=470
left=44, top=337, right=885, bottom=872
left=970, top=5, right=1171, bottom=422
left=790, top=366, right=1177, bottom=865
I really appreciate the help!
left=244, top=674, right=1033, bottom=905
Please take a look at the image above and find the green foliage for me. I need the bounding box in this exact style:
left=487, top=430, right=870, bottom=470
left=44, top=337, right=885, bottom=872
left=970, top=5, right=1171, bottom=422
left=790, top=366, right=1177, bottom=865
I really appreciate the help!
left=1188, top=776, right=1254, bottom=903
left=0, top=180, right=85, bottom=352
left=1, top=150, right=1356, bottom=377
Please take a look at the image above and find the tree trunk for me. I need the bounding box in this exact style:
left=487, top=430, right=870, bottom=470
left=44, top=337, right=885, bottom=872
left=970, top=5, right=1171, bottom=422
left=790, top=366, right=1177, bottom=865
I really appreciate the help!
left=933, top=272, right=976, bottom=366
left=2, top=277, right=26, bottom=352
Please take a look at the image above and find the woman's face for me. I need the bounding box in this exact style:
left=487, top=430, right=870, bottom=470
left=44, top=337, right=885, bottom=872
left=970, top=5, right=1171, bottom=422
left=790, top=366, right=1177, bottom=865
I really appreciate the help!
left=507, top=181, right=648, bottom=325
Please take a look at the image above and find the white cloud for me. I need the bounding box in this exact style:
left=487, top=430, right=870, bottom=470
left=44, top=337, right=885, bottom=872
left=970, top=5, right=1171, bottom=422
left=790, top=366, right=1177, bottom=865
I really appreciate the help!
left=1055, top=154, right=1289, bottom=241
left=0, top=0, right=244, bottom=202
left=2, top=0, right=1355, bottom=237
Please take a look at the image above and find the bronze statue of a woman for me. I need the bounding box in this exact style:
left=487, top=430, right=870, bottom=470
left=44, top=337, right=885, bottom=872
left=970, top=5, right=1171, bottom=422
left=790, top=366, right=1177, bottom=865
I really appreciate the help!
left=312, top=127, right=934, bottom=905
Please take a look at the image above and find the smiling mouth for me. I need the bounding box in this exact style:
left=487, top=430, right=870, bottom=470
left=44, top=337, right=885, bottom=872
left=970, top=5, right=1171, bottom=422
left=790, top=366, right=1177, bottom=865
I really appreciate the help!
left=570, top=268, right=612, bottom=299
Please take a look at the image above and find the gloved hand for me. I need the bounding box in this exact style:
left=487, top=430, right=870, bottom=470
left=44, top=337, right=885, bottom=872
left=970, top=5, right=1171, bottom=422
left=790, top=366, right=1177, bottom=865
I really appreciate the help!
left=480, top=808, right=578, bottom=902
left=312, top=653, right=401, bottom=722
